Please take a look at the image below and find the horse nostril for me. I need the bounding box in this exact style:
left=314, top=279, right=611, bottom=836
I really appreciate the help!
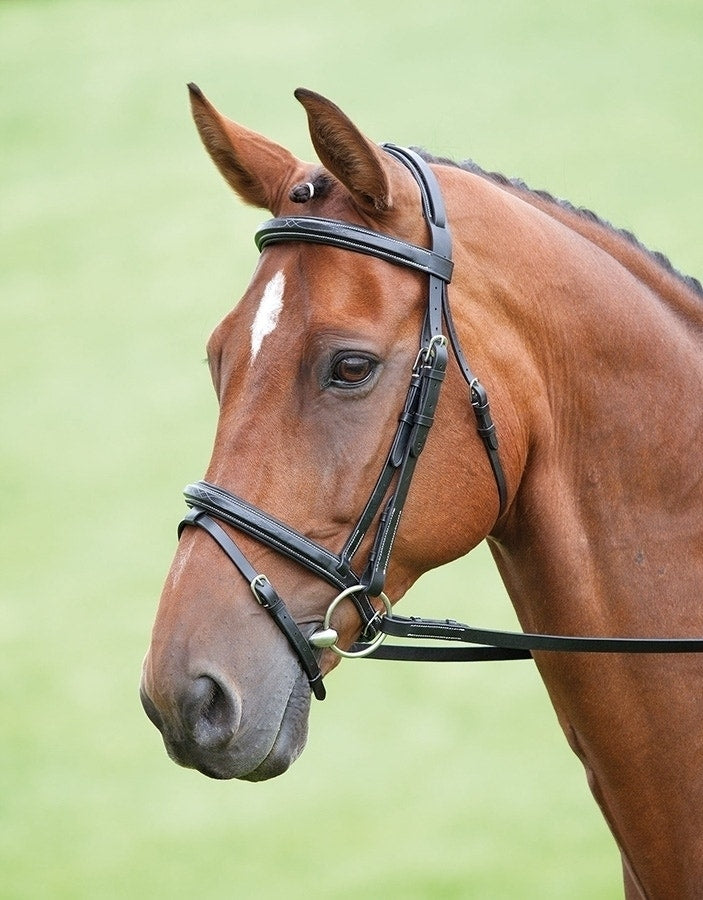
left=182, top=675, right=240, bottom=750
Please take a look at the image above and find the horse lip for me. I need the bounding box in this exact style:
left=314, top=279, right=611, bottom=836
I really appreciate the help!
left=235, top=671, right=313, bottom=781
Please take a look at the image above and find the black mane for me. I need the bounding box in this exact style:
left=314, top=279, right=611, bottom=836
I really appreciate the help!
left=415, top=149, right=703, bottom=298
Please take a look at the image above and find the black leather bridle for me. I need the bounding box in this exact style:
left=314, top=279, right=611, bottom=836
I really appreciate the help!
left=179, top=144, right=703, bottom=702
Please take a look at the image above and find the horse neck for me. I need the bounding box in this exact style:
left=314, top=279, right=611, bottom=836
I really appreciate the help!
left=444, top=168, right=703, bottom=636
left=506, top=182, right=703, bottom=326
left=448, top=173, right=703, bottom=890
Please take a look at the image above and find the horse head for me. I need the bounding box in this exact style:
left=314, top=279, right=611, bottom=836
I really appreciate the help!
left=139, top=82, right=703, bottom=898
left=140, top=87, right=515, bottom=780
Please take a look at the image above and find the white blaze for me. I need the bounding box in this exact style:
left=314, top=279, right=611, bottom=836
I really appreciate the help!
left=250, top=270, right=285, bottom=363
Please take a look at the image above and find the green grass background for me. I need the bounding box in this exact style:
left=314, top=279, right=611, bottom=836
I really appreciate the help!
left=2, top=1, right=701, bottom=897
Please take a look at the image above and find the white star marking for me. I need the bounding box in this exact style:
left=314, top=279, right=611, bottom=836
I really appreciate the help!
left=250, top=270, right=285, bottom=363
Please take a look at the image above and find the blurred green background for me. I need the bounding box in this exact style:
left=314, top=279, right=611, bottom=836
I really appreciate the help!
left=2, top=1, right=701, bottom=897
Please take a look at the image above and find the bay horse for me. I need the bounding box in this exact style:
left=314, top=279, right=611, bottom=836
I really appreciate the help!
left=141, top=85, right=703, bottom=898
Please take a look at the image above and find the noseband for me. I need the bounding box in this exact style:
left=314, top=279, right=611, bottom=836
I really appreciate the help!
left=179, top=145, right=703, bottom=702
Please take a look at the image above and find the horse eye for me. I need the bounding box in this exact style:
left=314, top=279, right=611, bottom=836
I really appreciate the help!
left=330, top=354, right=375, bottom=386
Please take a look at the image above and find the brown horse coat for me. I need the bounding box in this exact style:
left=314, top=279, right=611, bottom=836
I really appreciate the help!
left=142, top=87, right=703, bottom=898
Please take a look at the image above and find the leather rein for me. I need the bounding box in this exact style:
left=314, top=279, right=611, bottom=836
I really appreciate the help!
left=179, top=144, right=703, bottom=702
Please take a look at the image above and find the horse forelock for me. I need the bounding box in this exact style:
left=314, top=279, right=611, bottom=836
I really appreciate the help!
left=414, top=148, right=702, bottom=299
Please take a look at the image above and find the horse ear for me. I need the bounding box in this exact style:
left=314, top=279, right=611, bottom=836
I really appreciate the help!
left=294, top=88, right=394, bottom=214
left=188, top=83, right=302, bottom=211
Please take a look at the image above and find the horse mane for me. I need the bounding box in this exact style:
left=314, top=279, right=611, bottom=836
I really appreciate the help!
left=414, top=149, right=703, bottom=300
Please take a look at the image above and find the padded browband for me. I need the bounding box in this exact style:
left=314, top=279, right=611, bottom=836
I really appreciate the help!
left=255, top=216, right=454, bottom=283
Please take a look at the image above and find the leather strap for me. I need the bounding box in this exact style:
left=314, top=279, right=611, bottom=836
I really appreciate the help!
left=256, top=216, right=453, bottom=283
left=441, top=295, right=508, bottom=515
left=183, top=481, right=359, bottom=592
left=179, top=509, right=326, bottom=700
left=382, top=144, right=451, bottom=343
left=183, top=479, right=379, bottom=637
left=349, top=612, right=703, bottom=659
left=384, top=145, right=507, bottom=514
left=360, top=340, right=448, bottom=595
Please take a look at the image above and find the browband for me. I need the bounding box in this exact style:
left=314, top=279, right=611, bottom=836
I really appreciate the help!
left=255, top=216, right=454, bottom=283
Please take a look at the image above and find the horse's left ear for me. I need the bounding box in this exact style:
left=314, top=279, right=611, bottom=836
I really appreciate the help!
left=188, top=83, right=303, bottom=212
left=294, top=88, right=399, bottom=214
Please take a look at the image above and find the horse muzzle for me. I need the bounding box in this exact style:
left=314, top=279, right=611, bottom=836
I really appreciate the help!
left=139, top=663, right=311, bottom=781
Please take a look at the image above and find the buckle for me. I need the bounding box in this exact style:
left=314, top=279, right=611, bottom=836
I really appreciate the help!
left=249, top=574, right=272, bottom=606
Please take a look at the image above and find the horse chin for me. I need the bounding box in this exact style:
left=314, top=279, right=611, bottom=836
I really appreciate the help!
left=181, top=670, right=312, bottom=782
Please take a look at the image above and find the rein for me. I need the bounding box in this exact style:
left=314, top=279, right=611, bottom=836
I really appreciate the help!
left=179, top=144, right=703, bottom=701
